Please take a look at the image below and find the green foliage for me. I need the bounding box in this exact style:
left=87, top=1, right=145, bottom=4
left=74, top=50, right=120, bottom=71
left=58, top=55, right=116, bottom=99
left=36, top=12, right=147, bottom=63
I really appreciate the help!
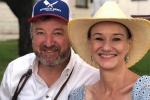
left=130, top=50, right=150, bottom=76
left=0, top=40, right=18, bottom=81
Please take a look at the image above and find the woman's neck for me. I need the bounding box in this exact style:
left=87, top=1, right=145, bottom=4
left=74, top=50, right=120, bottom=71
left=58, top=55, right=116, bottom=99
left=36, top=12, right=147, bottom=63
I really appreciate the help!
left=99, top=67, right=139, bottom=93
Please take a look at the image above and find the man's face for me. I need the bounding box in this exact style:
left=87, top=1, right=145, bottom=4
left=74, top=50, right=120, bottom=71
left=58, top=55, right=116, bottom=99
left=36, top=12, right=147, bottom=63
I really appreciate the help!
left=31, top=17, right=71, bottom=67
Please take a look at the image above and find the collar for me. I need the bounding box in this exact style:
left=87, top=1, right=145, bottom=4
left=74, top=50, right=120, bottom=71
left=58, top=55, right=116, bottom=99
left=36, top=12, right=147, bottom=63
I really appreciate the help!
left=62, top=48, right=75, bottom=75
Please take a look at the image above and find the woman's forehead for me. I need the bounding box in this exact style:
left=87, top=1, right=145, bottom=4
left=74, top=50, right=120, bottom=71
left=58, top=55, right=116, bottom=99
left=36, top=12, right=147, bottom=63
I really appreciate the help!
left=90, top=21, right=131, bottom=37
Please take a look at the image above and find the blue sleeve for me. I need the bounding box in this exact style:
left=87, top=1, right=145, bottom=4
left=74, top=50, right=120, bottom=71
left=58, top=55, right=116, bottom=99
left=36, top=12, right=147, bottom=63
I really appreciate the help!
left=68, top=86, right=85, bottom=100
left=132, top=76, right=150, bottom=100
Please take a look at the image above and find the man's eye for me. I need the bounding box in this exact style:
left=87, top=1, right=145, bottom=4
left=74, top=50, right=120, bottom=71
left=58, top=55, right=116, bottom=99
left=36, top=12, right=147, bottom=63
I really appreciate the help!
left=36, top=32, right=44, bottom=35
left=54, top=32, right=63, bottom=35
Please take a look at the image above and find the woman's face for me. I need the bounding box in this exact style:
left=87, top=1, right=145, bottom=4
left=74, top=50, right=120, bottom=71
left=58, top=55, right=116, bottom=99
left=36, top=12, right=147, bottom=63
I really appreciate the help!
left=89, top=22, right=131, bottom=70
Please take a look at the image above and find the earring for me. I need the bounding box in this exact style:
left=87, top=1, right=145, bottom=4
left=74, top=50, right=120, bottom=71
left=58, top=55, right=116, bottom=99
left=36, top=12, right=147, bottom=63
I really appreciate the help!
left=124, top=55, right=129, bottom=63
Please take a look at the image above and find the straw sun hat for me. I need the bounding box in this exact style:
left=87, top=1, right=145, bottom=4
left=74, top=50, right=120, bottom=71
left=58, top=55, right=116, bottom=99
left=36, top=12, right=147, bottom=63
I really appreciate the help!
left=68, top=1, right=150, bottom=68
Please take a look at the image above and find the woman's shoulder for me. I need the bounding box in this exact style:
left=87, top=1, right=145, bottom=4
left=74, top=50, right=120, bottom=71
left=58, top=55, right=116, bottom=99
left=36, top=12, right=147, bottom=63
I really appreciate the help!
left=68, top=85, right=85, bottom=100
left=132, top=75, right=150, bottom=99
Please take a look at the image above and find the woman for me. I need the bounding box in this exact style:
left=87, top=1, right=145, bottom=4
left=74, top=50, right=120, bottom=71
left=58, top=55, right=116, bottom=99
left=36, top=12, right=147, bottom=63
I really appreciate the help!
left=68, top=1, right=150, bottom=100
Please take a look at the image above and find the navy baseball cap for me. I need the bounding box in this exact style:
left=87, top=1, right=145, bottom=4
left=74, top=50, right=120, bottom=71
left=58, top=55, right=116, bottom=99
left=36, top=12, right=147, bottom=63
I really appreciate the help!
left=29, top=0, right=69, bottom=22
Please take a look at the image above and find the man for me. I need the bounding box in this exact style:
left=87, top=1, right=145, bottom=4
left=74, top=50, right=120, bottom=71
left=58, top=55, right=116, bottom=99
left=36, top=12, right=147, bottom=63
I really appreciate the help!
left=0, top=0, right=99, bottom=100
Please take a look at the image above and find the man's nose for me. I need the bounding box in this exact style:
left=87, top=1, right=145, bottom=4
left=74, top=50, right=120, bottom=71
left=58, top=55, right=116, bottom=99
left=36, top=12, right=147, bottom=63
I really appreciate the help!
left=44, top=35, right=54, bottom=47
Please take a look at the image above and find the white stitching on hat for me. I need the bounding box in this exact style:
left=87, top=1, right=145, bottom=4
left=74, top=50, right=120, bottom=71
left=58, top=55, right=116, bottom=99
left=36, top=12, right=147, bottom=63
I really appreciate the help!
left=41, top=0, right=61, bottom=12
left=44, top=0, right=58, bottom=8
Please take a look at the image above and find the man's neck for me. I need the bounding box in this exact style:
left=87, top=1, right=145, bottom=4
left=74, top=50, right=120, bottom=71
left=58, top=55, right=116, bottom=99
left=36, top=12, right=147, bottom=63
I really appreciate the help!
left=37, top=63, right=67, bottom=87
left=36, top=49, right=71, bottom=87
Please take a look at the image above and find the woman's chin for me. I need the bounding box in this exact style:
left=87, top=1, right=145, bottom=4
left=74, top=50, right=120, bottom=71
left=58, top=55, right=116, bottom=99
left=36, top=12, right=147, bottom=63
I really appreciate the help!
left=98, top=61, right=118, bottom=70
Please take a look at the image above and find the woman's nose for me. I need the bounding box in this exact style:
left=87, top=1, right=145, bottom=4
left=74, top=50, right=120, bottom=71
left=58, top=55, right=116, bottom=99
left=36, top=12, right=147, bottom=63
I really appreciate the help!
left=102, top=41, right=112, bottom=51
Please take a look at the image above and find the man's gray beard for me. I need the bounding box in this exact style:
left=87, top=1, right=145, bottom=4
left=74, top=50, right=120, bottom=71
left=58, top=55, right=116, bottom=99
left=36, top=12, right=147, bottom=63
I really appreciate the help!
left=36, top=48, right=71, bottom=67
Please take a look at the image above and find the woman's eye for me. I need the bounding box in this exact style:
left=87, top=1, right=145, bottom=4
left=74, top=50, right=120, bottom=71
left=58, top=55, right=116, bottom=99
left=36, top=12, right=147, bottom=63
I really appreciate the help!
left=95, top=37, right=104, bottom=41
left=112, top=38, right=121, bottom=41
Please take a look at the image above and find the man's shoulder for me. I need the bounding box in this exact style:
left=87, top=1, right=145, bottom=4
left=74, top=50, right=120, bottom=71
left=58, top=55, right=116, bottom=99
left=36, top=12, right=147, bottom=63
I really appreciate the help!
left=1, top=53, right=36, bottom=95
left=11, top=53, right=36, bottom=64
left=7, top=53, right=36, bottom=71
left=73, top=53, right=98, bottom=72
left=69, top=53, right=99, bottom=87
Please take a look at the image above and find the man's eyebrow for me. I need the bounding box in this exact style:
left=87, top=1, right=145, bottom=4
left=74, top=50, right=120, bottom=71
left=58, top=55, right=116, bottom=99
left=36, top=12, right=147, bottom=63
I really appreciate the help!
left=34, top=28, right=43, bottom=30
left=54, top=28, right=64, bottom=30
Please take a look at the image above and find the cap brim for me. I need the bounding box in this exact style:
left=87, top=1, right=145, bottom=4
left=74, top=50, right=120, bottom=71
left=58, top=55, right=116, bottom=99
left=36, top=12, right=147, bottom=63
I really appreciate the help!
left=28, top=14, right=68, bottom=23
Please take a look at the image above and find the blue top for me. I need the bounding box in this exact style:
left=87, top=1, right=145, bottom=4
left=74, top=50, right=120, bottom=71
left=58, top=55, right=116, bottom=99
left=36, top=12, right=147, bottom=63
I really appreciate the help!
left=68, top=76, right=150, bottom=100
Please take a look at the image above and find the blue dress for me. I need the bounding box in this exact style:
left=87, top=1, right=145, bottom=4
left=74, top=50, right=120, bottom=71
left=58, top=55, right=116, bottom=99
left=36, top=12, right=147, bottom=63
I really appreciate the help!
left=68, top=76, right=150, bottom=100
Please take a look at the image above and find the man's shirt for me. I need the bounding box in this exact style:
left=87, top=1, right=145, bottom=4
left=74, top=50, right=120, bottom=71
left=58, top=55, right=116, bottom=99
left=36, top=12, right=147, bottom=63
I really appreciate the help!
left=0, top=49, right=99, bottom=100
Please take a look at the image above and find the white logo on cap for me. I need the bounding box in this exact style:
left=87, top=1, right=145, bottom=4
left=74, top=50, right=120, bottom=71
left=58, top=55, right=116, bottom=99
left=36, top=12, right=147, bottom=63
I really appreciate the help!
left=44, top=0, right=58, bottom=8
left=40, top=0, right=61, bottom=12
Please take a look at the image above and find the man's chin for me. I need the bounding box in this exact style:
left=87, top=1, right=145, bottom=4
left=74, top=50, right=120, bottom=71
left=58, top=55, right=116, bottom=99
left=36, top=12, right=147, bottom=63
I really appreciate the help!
left=39, top=58, right=61, bottom=66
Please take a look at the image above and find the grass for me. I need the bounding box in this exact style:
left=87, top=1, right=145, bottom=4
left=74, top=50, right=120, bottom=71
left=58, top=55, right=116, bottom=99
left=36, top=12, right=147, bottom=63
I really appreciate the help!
left=0, top=40, right=150, bottom=81
left=0, top=40, right=18, bottom=81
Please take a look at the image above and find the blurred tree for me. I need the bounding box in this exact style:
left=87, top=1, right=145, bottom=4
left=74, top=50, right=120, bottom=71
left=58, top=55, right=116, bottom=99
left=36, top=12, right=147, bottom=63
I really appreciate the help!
left=1, top=0, right=33, bottom=56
